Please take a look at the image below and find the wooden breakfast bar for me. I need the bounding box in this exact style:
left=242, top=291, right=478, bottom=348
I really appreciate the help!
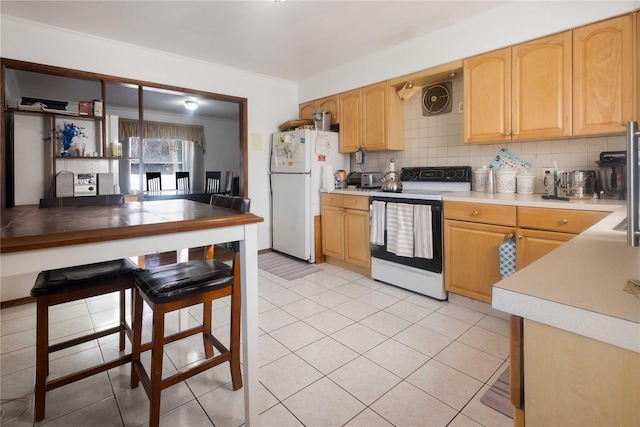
left=0, top=199, right=264, bottom=426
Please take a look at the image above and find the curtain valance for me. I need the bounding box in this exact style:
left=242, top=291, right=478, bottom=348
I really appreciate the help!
left=119, top=118, right=206, bottom=151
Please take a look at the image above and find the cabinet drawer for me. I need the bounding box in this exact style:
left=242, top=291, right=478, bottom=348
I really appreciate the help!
left=343, top=195, right=369, bottom=211
left=518, top=207, right=608, bottom=233
left=444, top=201, right=516, bottom=226
left=320, top=193, right=344, bottom=207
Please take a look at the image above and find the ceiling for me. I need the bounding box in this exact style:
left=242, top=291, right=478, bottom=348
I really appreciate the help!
left=1, top=0, right=513, bottom=82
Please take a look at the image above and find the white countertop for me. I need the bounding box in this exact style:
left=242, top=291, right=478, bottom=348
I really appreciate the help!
left=474, top=198, right=639, bottom=352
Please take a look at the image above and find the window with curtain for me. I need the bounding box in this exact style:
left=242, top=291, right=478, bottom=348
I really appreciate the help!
left=119, top=119, right=205, bottom=191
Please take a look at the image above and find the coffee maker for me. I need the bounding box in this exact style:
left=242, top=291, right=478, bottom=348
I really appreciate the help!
left=596, top=151, right=626, bottom=199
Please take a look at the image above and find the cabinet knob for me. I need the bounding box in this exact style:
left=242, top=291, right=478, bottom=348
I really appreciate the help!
left=517, top=234, right=523, bottom=240
left=561, top=218, right=568, bottom=224
left=507, top=233, right=514, bottom=240
left=472, top=211, right=479, bottom=216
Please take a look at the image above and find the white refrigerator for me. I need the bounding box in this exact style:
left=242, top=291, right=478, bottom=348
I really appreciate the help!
left=270, top=130, right=349, bottom=262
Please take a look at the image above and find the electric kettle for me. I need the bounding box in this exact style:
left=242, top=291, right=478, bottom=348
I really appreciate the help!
left=381, top=171, right=403, bottom=192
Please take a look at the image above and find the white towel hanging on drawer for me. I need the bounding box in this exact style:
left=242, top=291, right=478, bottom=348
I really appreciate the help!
left=414, top=205, right=433, bottom=259
left=370, top=201, right=385, bottom=246
left=386, top=202, right=414, bottom=257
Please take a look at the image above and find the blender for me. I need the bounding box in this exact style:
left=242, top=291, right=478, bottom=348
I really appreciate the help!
left=596, top=151, right=626, bottom=199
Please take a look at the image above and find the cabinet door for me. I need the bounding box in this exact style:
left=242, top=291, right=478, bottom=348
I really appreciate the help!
left=361, top=82, right=387, bottom=151
left=512, top=32, right=572, bottom=140
left=299, top=101, right=317, bottom=120
left=573, top=14, right=633, bottom=135
left=515, top=228, right=574, bottom=270
left=444, top=219, right=514, bottom=303
left=321, top=205, right=344, bottom=259
left=339, top=89, right=361, bottom=153
left=344, top=208, right=371, bottom=268
left=464, top=48, right=512, bottom=143
left=317, top=95, right=339, bottom=124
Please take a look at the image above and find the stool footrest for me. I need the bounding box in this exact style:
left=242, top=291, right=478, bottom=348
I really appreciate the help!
left=49, top=325, right=124, bottom=353
left=46, top=354, right=133, bottom=391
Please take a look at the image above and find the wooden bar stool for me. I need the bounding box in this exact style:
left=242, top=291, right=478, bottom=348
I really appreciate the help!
left=130, top=195, right=249, bottom=427
left=31, top=258, right=141, bottom=421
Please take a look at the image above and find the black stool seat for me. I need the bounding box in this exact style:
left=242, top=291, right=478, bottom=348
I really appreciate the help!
left=32, top=259, right=139, bottom=297
left=133, top=260, right=234, bottom=303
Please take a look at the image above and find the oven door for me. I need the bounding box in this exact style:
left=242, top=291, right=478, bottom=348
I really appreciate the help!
left=369, top=196, right=443, bottom=273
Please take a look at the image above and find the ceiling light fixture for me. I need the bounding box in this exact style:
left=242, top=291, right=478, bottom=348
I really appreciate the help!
left=184, top=100, right=199, bottom=111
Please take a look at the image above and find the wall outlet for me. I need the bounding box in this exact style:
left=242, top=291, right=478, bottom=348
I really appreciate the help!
left=458, top=102, right=464, bottom=113
left=542, top=167, right=554, bottom=178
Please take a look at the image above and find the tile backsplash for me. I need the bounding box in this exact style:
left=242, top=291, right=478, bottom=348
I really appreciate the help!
left=351, top=78, right=626, bottom=193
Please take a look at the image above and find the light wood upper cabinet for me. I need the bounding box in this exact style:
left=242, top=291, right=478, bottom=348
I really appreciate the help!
left=464, top=32, right=572, bottom=144
left=298, top=94, right=339, bottom=124
left=298, top=101, right=316, bottom=121
left=338, top=88, right=361, bottom=153
left=512, top=31, right=572, bottom=140
left=463, top=48, right=512, bottom=143
left=573, top=14, right=634, bottom=135
left=338, top=81, right=404, bottom=153
left=361, top=83, right=388, bottom=151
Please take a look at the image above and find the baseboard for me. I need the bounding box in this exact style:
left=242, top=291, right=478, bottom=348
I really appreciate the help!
left=325, top=256, right=371, bottom=277
left=1, top=296, right=34, bottom=309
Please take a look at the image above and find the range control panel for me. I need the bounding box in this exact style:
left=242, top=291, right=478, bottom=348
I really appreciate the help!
left=400, top=166, right=472, bottom=182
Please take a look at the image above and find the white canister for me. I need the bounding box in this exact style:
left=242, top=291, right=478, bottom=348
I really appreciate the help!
left=516, top=173, right=536, bottom=194
left=494, top=170, right=518, bottom=193
left=472, top=167, right=489, bottom=192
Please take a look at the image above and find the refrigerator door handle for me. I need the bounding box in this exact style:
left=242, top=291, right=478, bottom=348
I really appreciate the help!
left=627, top=121, right=639, bottom=247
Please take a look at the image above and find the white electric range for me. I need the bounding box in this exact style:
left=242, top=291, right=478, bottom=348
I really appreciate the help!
left=369, top=166, right=472, bottom=300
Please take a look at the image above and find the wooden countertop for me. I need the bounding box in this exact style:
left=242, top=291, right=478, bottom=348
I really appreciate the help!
left=1, top=200, right=263, bottom=253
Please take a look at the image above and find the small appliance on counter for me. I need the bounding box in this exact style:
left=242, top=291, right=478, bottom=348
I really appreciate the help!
left=558, top=170, right=596, bottom=199
left=596, top=151, right=626, bottom=199
left=346, top=172, right=362, bottom=187
left=361, top=172, right=383, bottom=188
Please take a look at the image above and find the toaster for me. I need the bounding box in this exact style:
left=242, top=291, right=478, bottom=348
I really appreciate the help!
left=361, top=172, right=383, bottom=188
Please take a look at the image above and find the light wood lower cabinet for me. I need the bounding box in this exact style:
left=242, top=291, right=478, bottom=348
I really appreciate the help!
left=524, top=319, right=639, bottom=426
left=444, top=219, right=514, bottom=303
left=444, top=201, right=608, bottom=303
left=444, top=202, right=516, bottom=303
left=320, top=193, right=370, bottom=268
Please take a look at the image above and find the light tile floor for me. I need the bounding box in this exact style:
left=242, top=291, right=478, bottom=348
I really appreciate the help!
left=0, top=260, right=513, bottom=427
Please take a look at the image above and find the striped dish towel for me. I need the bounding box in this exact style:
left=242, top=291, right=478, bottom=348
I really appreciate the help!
left=386, top=202, right=414, bottom=257
left=370, top=201, right=385, bottom=245
left=414, top=205, right=433, bottom=259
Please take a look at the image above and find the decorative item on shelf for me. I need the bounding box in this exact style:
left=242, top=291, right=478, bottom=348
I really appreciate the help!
left=54, top=122, right=87, bottom=156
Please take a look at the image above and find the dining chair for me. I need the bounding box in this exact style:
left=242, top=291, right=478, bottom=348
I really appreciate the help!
left=146, top=172, right=162, bottom=191
left=30, top=197, right=145, bottom=421
left=205, top=170, right=221, bottom=193
left=175, top=171, right=190, bottom=190
left=130, top=195, right=250, bottom=427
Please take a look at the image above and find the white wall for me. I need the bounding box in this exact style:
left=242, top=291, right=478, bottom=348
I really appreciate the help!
left=1, top=15, right=300, bottom=254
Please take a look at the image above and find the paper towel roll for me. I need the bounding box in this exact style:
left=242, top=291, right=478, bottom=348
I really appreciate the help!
left=322, top=165, right=334, bottom=192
